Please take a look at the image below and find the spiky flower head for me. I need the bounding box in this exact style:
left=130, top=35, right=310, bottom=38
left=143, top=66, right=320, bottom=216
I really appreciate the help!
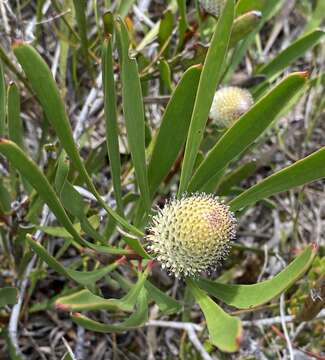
left=210, top=86, right=254, bottom=128
left=146, top=193, right=237, bottom=278
left=199, top=0, right=226, bottom=17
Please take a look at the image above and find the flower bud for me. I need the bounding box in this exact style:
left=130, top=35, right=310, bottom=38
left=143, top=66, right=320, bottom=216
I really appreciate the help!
left=210, top=86, right=253, bottom=127
left=199, top=0, right=226, bottom=17
left=146, top=193, right=236, bottom=278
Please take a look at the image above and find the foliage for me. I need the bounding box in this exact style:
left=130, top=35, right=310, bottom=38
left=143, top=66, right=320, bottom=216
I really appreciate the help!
left=0, top=0, right=324, bottom=357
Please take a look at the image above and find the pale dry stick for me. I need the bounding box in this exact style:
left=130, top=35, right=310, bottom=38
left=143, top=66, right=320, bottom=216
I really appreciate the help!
left=62, top=337, right=78, bottom=360
left=24, top=0, right=51, bottom=40
left=147, top=312, right=325, bottom=331
left=146, top=320, right=213, bottom=360
left=242, top=310, right=325, bottom=327
left=186, top=326, right=214, bottom=360
left=116, top=225, right=142, bottom=240
left=146, top=320, right=202, bottom=333
left=0, top=0, right=10, bottom=34
left=133, top=4, right=155, bottom=28
left=262, top=0, right=295, bottom=57
left=74, top=325, right=85, bottom=359
left=22, top=329, right=47, bottom=360
left=51, top=43, right=61, bottom=78
left=275, top=254, right=295, bottom=360
left=8, top=205, right=50, bottom=358
left=138, top=0, right=152, bottom=12
left=28, top=8, right=72, bottom=26
left=257, top=244, right=269, bottom=282
left=280, top=292, right=295, bottom=360
left=74, top=185, right=98, bottom=201
left=73, top=72, right=102, bottom=141
left=132, top=0, right=153, bottom=32
left=147, top=305, right=159, bottom=360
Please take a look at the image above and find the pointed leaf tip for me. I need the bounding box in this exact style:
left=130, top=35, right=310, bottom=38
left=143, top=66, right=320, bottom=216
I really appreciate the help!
left=12, top=40, right=25, bottom=49
left=297, top=70, right=309, bottom=79
left=55, top=302, right=71, bottom=312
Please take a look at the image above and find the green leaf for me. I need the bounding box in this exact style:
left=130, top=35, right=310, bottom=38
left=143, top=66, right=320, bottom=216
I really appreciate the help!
left=37, top=214, right=99, bottom=239
left=230, top=11, right=262, bottom=48
left=122, top=235, right=151, bottom=259
left=102, top=36, right=123, bottom=215
left=188, top=72, right=307, bottom=192
left=158, top=10, right=173, bottom=55
left=196, top=244, right=316, bottom=309
left=148, top=65, right=201, bottom=196
left=144, top=281, right=182, bottom=315
left=217, top=161, right=257, bottom=195
left=117, top=0, right=137, bottom=17
left=187, top=279, right=242, bottom=353
left=0, top=287, right=18, bottom=307
left=0, top=140, right=86, bottom=246
left=27, top=235, right=120, bottom=286
left=303, top=0, right=325, bottom=34
left=158, top=59, right=173, bottom=93
left=71, top=288, right=148, bottom=332
left=116, top=19, right=151, bottom=212
left=0, top=178, right=11, bottom=214
left=235, top=0, right=265, bottom=16
left=55, top=267, right=150, bottom=312
left=7, top=82, right=23, bottom=148
left=229, top=147, right=325, bottom=211
left=36, top=220, right=133, bottom=256
left=225, top=0, right=284, bottom=82
left=0, top=61, right=6, bottom=136
left=257, top=30, right=325, bottom=80
left=13, top=42, right=142, bottom=237
left=176, top=0, right=189, bottom=50
left=54, top=152, right=70, bottom=195
left=73, top=0, right=91, bottom=72
left=178, top=0, right=234, bottom=195
left=60, top=181, right=86, bottom=219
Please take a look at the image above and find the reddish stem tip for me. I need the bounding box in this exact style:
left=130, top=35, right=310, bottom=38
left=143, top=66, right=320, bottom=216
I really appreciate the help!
left=55, top=302, right=70, bottom=312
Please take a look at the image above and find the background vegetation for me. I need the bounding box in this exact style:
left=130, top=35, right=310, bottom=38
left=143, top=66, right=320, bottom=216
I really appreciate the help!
left=0, top=0, right=324, bottom=359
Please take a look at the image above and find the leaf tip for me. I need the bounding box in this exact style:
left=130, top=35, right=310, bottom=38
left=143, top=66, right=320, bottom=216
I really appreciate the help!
left=12, top=40, right=25, bottom=50
left=117, top=255, right=127, bottom=265
left=55, top=302, right=70, bottom=312
left=250, top=10, right=262, bottom=19
left=235, top=325, right=243, bottom=350
left=147, top=260, right=156, bottom=273
left=72, top=312, right=81, bottom=317
left=0, top=138, right=10, bottom=144
left=295, top=71, right=309, bottom=80
left=310, top=242, right=318, bottom=254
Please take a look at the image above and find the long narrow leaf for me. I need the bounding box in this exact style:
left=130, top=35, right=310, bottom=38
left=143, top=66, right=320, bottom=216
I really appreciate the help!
left=27, top=235, right=120, bottom=286
left=7, top=83, right=23, bottom=148
left=71, top=288, right=148, bottom=332
left=257, top=30, right=325, bottom=80
left=188, top=72, right=307, bottom=192
left=13, top=42, right=142, bottom=236
left=196, top=244, right=316, bottom=308
left=148, top=65, right=201, bottom=196
left=0, top=61, right=5, bottom=136
left=178, top=0, right=234, bottom=195
left=56, top=269, right=150, bottom=312
left=0, top=139, right=86, bottom=245
left=229, top=147, right=325, bottom=211
left=116, top=19, right=151, bottom=211
left=102, top=36, right=124, bottom=215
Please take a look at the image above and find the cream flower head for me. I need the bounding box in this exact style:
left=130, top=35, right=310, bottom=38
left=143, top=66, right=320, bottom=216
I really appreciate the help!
left=146, top=193, right=237, bottom=278
left=210, top=86, right=253, bottom=128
